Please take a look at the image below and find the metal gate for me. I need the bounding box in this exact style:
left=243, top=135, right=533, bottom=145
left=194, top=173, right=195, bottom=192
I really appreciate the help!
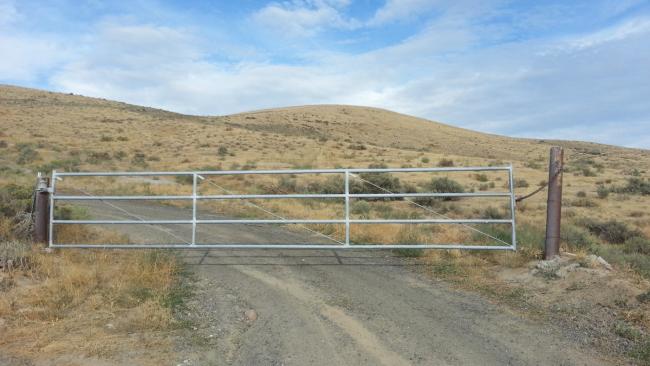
left=49, top=166, right=517, bottom=250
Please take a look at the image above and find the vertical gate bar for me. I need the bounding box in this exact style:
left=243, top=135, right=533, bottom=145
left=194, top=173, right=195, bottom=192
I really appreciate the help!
left=344, top=170, right=350, bottom=246
left=191, top=173, right=197, bottom=246
left=508, top=164, right=517, bottom=250
left=48, top=170, right=57, bottom=247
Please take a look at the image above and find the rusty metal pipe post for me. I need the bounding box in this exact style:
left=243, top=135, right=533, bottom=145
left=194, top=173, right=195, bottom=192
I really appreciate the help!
left=33, top=173, right=51, bottom=244
left=544, top=147, right=563, bottom=259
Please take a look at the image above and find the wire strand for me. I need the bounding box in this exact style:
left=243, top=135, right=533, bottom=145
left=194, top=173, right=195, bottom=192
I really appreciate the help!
left=201, top=178, right=345, bottom=245
left=349, top=173, right=512, bottom=246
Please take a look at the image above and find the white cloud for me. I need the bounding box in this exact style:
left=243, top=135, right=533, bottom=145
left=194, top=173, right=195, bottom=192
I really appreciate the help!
left=251, top=0, right=359, bottom=37
left=46, top=12, right=650, bottom=149
left=564, top=17, right=650, bottom=51
left=369, top=0, right=439, bottom=25
left=0, top=34, right=66, bottom=82
left=0, top=0, right=18, bottom=27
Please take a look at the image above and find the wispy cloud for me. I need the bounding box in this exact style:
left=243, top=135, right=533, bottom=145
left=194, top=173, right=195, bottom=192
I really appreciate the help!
left=1, top=1, right=649, bottom=148
left=251, top=0, right=359, bottom=37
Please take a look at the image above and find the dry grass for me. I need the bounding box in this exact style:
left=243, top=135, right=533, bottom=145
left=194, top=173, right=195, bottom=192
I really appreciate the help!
left=0, top=229, right=185, bottom=364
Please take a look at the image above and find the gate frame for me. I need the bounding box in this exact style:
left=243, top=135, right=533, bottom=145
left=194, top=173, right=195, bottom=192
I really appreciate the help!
left=49, top=166, right=517, bottom=250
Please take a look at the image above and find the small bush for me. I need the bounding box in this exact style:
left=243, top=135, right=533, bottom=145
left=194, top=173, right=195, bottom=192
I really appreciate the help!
left=514, top=179, right=529, bottom=188
left=39, top=158, right=81, bottom=173
left=86, top=151, right=112, bottom=164
left=524, top=161, right=541, bottom=169
left=54, top=205, right=89, bottom=220
left=117, top=136, right=129, bottom=142
left=217, top=146, right=229, bottom=156
left=131, top=152, right=148, bottom=167
left=483, top=206, right=505, bottom=219
left=624, top=236, right=650, bottom=255
left=393, top=227, right=425, bottom=257
left=100, top=135, right=114, bottom=142
left=0, top=141, right=7, bottom=148
left=175, top=175, right=194, bottom=185
left=576, top=191, right=586, bottom=198
left=276, top=176, right=298, bottom=193
left=348, top=144, right=366, bottom=150
left=437, top=158, right=454, bottom=167
left=351, top=201, right=371, bottom=218
left=114, top=150, right=127, bottom=160
left=428, top=177, right=464, bottom=199
left=597, top=185, right=609, bottom=199
left=582, top=168, right=597, bottom=177
left=474, top=173, right=488, bottom=182
left=308, top=176, right=344, bottom=194
left=16, top=143, right=39, bottom=164
left=560, top=224, right=596, bottom=249
left=421, top=157, right=430, bottom=164
left=615, top=177, right=650, bottom=195
left=581, top=219, right=643, bottom=244
left=570, top=198, right=598, bottom=207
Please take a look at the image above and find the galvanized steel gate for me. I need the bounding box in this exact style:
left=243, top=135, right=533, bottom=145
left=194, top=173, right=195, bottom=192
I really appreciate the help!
left=49, top=166, right=517, bottom=250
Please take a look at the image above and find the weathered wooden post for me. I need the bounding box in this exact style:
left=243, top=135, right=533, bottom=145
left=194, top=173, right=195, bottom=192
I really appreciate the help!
left=544, top=147, right=563, bottom=259
left=33, top=172, right=51, bottom=244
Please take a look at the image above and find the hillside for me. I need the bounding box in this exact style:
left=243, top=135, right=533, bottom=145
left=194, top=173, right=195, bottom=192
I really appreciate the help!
left=1, top=84, right=649, bottom=218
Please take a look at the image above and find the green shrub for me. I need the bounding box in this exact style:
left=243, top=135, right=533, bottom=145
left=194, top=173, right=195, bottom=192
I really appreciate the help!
left=54, top=205, right=89, bottom=220
left=351, top=201, right=371, bottom=218
left=576, top=191, right=586, bottom=198
left=100, top=135, right=114, bottom=142
left=307, top=176, right=344, bottom=194
left=217, top=146, right=229, bottom=156
left=597, top=185, right=609, bottom=199
left=582, top=168, right=597, bottom=177
left=276, top=176, right=298, bottom=193
left=624, top=236, right=650, bottom=255
left=86, top=151, right=112, bottom=164
left=421, top=157, right=430, bottom=164
left=426, top=177, right=464, bottom=201
left=392, top=227, right=425, bottom=257
left=570, top=198, right=598, bottom=207
left=16, top=143, right=39, bottom=164
left=437, top=158, right=454, bottom=167
left=483, top=206, right=505, bottom=219
left=581, top=219, right=643, bottom=244
left=131, top=152, right=148, bottom=167
left=175, top=175, right=194, bottom=185
left=560, top=224, right=596, bottom=249
left=348, top=144, right=366, bottom=150
left=38, top=158, right=81, bottom=173
left=0, top=184, right=33, bottom=219
left=114, top=150, right=127, bottom=160
left=474, top=173, right=488, bottom=182
left=514, top=179, right=529, bottom=188
left=615, top=177, right=650, bottom=195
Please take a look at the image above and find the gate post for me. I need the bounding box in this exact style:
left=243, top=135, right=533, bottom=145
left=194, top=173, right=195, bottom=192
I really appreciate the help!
left=544, top=147, right=563, bottom=259
left=34, top=172, right=51, bottom=244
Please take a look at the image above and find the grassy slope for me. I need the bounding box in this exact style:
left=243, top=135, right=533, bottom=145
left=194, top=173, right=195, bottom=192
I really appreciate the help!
left=1, top=84, right=649, bottom=224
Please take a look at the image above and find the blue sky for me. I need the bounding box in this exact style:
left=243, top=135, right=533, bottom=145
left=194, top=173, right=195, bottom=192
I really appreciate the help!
left=1, top=0, right=649, bottom=148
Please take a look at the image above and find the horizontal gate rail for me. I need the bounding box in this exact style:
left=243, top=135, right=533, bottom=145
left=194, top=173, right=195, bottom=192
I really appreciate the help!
left=53, top=192, right=511, bottom=200
left=49, top=166, right=518, bottom=250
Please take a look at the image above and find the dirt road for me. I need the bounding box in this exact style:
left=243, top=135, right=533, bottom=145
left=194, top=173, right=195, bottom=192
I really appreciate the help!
left=72, top=201, right=610, bottom=365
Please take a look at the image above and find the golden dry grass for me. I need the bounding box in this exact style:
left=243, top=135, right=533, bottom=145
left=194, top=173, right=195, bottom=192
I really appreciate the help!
left=0, top=228, right=184, bottom=364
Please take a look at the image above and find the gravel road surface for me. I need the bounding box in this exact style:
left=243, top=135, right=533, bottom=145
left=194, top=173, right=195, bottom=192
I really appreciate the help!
left=70, top=200, right=610, bottom=366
